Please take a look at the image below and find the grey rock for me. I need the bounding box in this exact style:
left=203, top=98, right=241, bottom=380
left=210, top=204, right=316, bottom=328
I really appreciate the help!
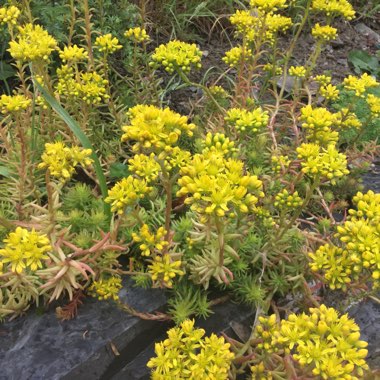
left=112, top=301, right=255, bottom=380
left=0, top=278, right=166, bottom=380
left=347, top=299, right=380, bottom=368
left=331, top=36, right=345, bottom=48
left=354, top=23, right=380, bottom=46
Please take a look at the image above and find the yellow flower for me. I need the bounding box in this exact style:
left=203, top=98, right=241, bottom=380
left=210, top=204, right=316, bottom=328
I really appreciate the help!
left=230, top=9, right=291, bottom=44
left=0, top=227, right=51, bottom=274
left=0, top=5, right=20, bottom=26
left=274, top=189, right=303, bottom=210
left=128, top=153, right=161, bottom=182
left=0, top=94, right=31, bottom=114
left=311, top=190, right=380, bottom=289
left=59, top=44, right=88, bottom=63
left=38, top=142, right=93, bottom=182
left=132, top=224, right=169, bottom=256
left=250, top=0, right=287, bottom=13
left=271, top=154, right=291, bottom=173
left=148, top=254, right=184, bottom=288
left=300, top=105, right=340, bottom=146
left=202, top=132, right=237, bottom=157
left=78, top=72, right=110, bottom=104
left=8, top=23, right=57, bottom=62
left=230, top=10, right=256, bottom=35
left=148, top=319, right=234, bottom=378
left=366, top=94, right=380, bottom=117
left=319, top=84, right=340, bottom=101
left=296, top=143, right=349, bottom=183
left=125, top=27, right=150, bottom=43
left=258, top=305, right=369, bottom=379
left=177, top=149, right=264, bottom=218
left=121, top=105, right=195, bottom=153
left=343, top=73, right=379, bottom=97
left=265, top=13, right=293, bottom=36
left=309, top=244, right=352, bottom=290
left=105, top=177, right=152, bottom=214
left=315, top=75, right=332, bottom=86
left=263, top=63, right=283, bottom=75
left=150, top=40, right=202, bottom=74
left=56, top=66, right=110, bottom=105
left=225, top=107, right=269, bottom=134
left=89, top=276, right=122, bottom=301
left=208, top=85, right=228, bottom=98
left=312, top=24, right=338, bottom=41
left=95, top=33, right=122, bottom=54
left=289, top=65, right=307, bottom=78
left=223, top=45, right=252, bottom=67
left=312, top=0, right=356, bottom=20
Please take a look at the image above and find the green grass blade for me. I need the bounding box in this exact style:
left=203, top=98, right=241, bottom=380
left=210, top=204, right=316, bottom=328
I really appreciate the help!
left=33, top=81, right=111, bottom=222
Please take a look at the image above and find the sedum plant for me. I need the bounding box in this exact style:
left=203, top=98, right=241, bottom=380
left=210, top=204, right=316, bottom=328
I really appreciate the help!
left=0, top=0, right=379, bottom=378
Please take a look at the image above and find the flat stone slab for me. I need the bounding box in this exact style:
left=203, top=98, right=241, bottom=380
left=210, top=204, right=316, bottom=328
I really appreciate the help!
left=111, top=301, right=255, bottom=380
left=0, top=278, right=166, bottom=380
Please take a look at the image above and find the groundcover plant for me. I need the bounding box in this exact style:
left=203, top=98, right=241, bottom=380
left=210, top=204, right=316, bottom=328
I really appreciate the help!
left=0, top=0, right=379, bottom=378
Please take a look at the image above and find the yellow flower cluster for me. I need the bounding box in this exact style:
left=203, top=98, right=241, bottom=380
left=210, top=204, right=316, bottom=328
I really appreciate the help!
left=296, top=143, right=349, bottom=183
left=254, top=305, right=368, bottom=379
left=148, top=254, right=184, bottom=288
left=223, top=45, right=252, bottom=68
left=300, top=105, right=339, bottom=146
left=202, top=132, right=237, bottom=157
left=79, top=72, right=110, bottom=104
left=177, top=149, right=264, bottom=217
left=312, top=24, right=338, bottom=41
left=319, top=83, right=340, bottom=101
left=38, top=142, right=93, bottom=182
left=147, top=319, right=234, bottom=378
left=124, top=27, right=150, bottom=43
left=132, top=224, right=169, bottom=256
left=249, top=0, right=287, bottom=13
left=0, top=94, right=31, bottom=114
left=310, top=190, right=380, bottom=288
left=0, top=227, right=51, bottom=274
left=56, top=66, right=110, bottom=105
left=289, top=65, right=307, bottom=78
left=343, top=73, right=379, bottom=97
left=315, top=74, right=332, bottom=86
left=263, top=13, right=293, bottom=37
left=309, top=244, right=352, bottom=289
left=105, top=177, right=152, bottom=214
left=208, top=85, right=228, bottom=98
left=312, top=0, right=356, bottom=20
left=225, top=107, right=269, bottom=134
left=89, top=276, right=122, bottom=301
left=0, top=5, right=20, bottom=25
left=59, top=44, right=88, bottom=63
left=271, top=154, right=291, bottom=173
left=263, top=63, right=283, bottom=75
left=336, top=108, right=362, bottom=129
left=8, top=23, right=57, bottom=62
left=151, top=40, right=202, bottom=74
left=162, top=147, right=192, bottom=172
left=121, top=105, right=195, bottom=153
left=274, top=189, right=303, bottom=210
left=229, top=9, right=292, bottom=45
left=95, top=33, right=122, bottom=54
left=229, top=10, right=256, bottom=35
left=128, top=153, right=161, bottom=182
left=367, top=94, right=380, bottom=117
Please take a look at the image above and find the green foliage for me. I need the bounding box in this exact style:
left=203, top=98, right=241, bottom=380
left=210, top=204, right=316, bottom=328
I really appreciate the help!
left=348, top=49, right=380, bottom=77
left=231, top=275, right=266, bottom=307
left=168, top=280, right=213, bottom=324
